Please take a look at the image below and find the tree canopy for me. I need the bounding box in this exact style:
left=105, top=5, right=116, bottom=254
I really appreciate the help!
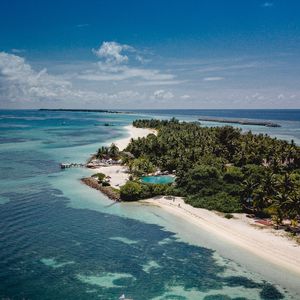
left=124, top=119, right=300, bottom=224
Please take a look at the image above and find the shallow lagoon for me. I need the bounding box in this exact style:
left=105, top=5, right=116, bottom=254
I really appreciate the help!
left=0, top=109, right=300, bottom=299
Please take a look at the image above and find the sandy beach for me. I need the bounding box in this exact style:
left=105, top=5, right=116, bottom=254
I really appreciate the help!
left=93, top=124, right=300, bottom=276
left=91, top=125, right=156, bottom=188
left=141, top=196, right=300, bottom=276
left=114, top=125, right=156, bottom=151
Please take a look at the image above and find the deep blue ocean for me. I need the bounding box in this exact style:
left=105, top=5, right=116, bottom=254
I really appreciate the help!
left=1, top=109, right=300, bottom=300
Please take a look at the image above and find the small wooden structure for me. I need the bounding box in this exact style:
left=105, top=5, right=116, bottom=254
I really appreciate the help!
left=60, top=163, right=85, bottom=169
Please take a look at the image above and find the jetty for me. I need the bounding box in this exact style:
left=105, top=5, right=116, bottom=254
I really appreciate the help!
left=60, top=163, right=86, bottom=169
left=198, top=117, right=281, bottom=128
left=81, top=177, right=120, bottom=201
left=86, top=158, right=122, bottom=168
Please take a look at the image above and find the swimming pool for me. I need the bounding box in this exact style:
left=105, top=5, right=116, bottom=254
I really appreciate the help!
left=141, top=175, right=175, bottom=184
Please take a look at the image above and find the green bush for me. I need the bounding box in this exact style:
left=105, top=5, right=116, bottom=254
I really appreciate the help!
left=223, top=166, right=243, bottom=184
left=120, top=181, right=170, bottom=201
left=139, top=183, right=152, bottom=199
left=120, top=181, right=142, bottom=201
left=129, top=157, right=155, bottom=176
left=186, top=192, right=242, bottom=213
left=92, top=172, right=106, bottom=182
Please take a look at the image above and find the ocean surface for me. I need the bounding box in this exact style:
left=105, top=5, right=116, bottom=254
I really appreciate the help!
left=0, top=109, right=300, bottom=300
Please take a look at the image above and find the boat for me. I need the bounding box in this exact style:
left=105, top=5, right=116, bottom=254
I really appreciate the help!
left=119, top=294, right=133, bottom=300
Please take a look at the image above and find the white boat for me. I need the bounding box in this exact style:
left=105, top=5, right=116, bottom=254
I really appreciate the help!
left=119, top=294, right=133, bottom=300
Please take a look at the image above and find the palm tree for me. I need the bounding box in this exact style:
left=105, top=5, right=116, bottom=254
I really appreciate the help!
left=109, top=143, right=120, bottom=159
left=97, top=146, right=109, bottom=158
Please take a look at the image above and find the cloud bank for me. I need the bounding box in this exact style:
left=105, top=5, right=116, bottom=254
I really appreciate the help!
left=92, top=41, right=134, bottom=64
left=0, top=52, right=73, bottom=102
left=0, top=41, right=299, bottom=109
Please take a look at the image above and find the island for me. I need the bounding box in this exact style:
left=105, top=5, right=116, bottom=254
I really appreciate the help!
left=198, top=117, right=281, bottom=127
left=39, top=108, right=124, bottom=114
left=81, top=118, right=300, bottom=275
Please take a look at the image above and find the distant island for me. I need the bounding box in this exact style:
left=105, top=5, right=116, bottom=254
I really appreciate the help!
left=198, top=117, right=281, bottom=127
left=39, top=108, right=124, bottom=114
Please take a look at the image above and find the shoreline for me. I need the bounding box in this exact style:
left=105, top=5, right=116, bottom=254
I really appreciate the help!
left=113, top=125, right=156, bottom=151
left=91, top=125, right=156, bottom=189
left=141, top=196, right=300, bottom=276
left=82, top=125, right=156, bottom=194
left=84, top=123, right=300, bottom=277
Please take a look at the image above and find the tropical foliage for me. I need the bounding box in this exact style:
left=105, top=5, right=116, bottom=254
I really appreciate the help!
left=120, top=180, right=171, bottom=201
left=96, top=143, right=120, bottom=159
left=124, top=119, right=300, bottom=223
left=92, top=172, right=106, bottom=182
left=128, top=157, right=156, bottom=176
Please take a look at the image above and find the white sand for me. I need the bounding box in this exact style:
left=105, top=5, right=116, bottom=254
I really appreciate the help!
left=92, top=125, right=156, bottom=188
left=93, top=165, right=129, bottom=189
left=141, top=196, right=300, bottom=275
left=114, top=125, right=156, bottom=151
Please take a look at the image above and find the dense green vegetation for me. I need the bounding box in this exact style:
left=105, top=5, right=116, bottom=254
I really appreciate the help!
left=120, top=181, right=172, bottom=201
left=96, top=143, right=120, bottom=159
left=127, top=157, right=156, bottom=176
left=123, top=119, right=300, bottom=225
left=91, top=172, right=111, bottom=186
left=91, top=172, right=106, bottom=182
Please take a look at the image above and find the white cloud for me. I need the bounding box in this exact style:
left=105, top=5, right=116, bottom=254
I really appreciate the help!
left=11, top=48, right=26, bottom=54
left=0, top=52, right=141, bottom=105
left=152, top=89, right=174, bottom=100
left=0, top=51, right=173, bottom=106
left=136, top=54, right=150, bottom=64
left=78, top=64, right=175, bottom=82
left=79, top=41, right=177, bottom=84
left=92, top=41, right=134, bottom=64
left=262, top=2, right=273, bottom=7
left=0, top=51, right=166, bottom=106
left=2, top=46, right=299, bottom=109
left=203, top=77, right=224, bottom=81
left=195, top=62, right=258, bottom=74
left=0, top=52, right=74, bottom=102
left=251, top=93, right=265, bottom=100
left=136, top=80, right=184, bottom=86
left=76, top=23, right=89, bottom=28
left=181, top=94, right=191, bottom=99
left=84, top=90, right=142, bottom=104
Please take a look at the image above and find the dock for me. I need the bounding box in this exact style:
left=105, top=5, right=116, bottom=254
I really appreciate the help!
left=60, top=163, right=86, bottom=169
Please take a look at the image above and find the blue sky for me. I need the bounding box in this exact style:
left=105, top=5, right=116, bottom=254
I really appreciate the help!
left=0, top=0, right=300, bottom=108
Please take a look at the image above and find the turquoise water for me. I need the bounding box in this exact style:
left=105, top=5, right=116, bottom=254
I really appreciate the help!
left=141, top=175, right=175, bottom=184
left=0, top=109, right=300, bottom=299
